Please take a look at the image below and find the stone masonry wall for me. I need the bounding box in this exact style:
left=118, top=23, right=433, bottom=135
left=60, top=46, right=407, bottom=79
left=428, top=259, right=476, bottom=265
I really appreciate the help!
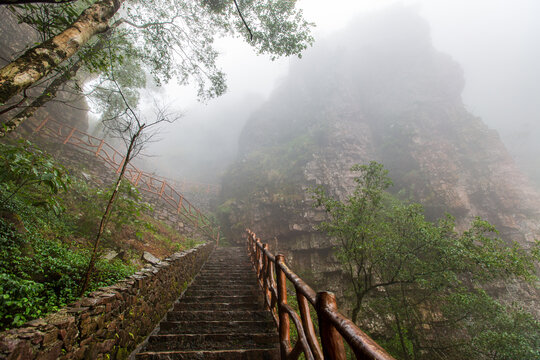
left=0, top=243, right=214, bottom=360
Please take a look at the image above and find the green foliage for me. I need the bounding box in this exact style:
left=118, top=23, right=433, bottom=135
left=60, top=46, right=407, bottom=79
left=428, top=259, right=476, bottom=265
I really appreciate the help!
left=313, top=161, right=540, bottom=360
left=0, top=193, right=134, bottom=330
left=0, top=140, right=71, bottom=214
left=8, top=1, right=93, bottom=42
left=0, top=142, right=137, bottom=330
left=88, top=33, right=147, bottom=128
left=66, top=179, right=153, bottom=240
left=231, top=0, right=315, bottom=60
left=123, top=0, right=314, bottom=98
left=0, top=141, right=201, bottom=330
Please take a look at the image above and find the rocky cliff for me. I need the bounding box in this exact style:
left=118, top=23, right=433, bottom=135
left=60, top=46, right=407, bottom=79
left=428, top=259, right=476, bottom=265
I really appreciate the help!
left=218, top=7, right=540, bottom=296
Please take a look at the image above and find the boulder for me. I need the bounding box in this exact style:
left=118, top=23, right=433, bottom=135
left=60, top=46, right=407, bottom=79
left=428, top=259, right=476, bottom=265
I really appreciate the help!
left=142, top=251, right=160, bottom=265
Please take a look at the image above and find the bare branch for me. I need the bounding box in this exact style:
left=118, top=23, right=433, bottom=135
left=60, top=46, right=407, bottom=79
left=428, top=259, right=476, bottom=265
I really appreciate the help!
left=233, top=0, right=253, bottom=41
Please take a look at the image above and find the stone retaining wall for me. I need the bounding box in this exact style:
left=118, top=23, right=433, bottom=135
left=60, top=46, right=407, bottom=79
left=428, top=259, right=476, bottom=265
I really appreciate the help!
left=0, top=243, right=214, bottom=360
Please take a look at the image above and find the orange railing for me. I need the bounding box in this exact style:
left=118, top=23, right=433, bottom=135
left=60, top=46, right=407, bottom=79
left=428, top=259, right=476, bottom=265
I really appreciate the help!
left=160, top=175, right=221, bottom=196
left=247, top=229, right=395, bottom=360
left=32, top=116, right=220, bottom=243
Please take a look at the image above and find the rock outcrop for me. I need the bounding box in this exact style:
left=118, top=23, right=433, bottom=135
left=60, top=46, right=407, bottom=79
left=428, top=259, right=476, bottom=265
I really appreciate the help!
left=219, top=7, right=540, bottom=298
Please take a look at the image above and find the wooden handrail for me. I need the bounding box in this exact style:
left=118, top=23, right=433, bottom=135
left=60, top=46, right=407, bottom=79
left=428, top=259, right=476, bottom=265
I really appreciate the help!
left=31, top=116, right=220, bottom=243
left=247, top=229, right=396, bottom=360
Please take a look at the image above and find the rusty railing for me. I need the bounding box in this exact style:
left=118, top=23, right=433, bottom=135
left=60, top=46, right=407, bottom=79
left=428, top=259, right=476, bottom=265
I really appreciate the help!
left=32, top=116, right=220, bottom=243
left=160, top=175, right=221, bottom=196
left=247, top=229, right=395, bottom=360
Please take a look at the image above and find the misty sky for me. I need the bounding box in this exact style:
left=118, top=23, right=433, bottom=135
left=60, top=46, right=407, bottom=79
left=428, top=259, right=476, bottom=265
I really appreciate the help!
left=141, top=0, right=540, bottom=183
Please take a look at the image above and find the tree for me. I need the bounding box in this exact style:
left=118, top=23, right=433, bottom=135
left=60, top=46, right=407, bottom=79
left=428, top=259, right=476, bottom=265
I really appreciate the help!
left=0, top=0, right=313, bottom=105
left=0, top=1, right=78, bottom=4
left=313, top=161, right=540, bottom=360
left=0, top=29, right=113, bottom=136
left=0, top=0, right=121, bottom=104
left=79, top=52, right=175, bottom=294
left=0, top=1, right=132, bottom=135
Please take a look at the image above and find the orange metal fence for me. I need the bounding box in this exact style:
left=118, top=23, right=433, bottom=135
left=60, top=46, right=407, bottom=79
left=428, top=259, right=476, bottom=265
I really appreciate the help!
left=160, top=175, right=221, bottom=196
left=247, top=229, right=395, bottom=360
left=32, top=116, right=220, bottom=243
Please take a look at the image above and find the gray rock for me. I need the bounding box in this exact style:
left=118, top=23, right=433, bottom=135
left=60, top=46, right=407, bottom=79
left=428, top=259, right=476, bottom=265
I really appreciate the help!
left=142, top=251, right=160, bottom=265
left=102, top=250, right=118, bottom=261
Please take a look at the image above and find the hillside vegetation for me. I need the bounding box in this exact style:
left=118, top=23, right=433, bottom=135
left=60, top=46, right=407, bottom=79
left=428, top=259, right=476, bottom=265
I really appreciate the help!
left=0, top=140, right=199, bottom=330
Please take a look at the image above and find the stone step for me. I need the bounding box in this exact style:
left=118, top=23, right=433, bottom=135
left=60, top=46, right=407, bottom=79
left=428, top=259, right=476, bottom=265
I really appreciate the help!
left=184, top=288, right=260, bottom=297
left=144, top=333, right=279, bottom=352
left=186, top=284, right=259, bottom=291
left=202, top=264, right=252, bottom=267
left=204, top=258, right=249, bottom=262
left=158, top=320, right=276, bottom=334
left=178, top=295, right=259, bottom=304
left=191, top=279, right=257, bottom=285
left=134, top=247, right=278, bottom=358
left=196, top=275, right=256, bottom=280
left=192, top=278, right=258, bottom=283
left=195, top=273, right=257, bottom=278
left=173, top=302, right=262, bottom=311
left=166, top=310, right=273, bottom=322
left=202, top=263, right=252, bottom=267
left=201, top=268, right=252, bottom=271
left=194, top=274, right=257, bottom=279
left=191, top=280, right=259, bottom=286
left=198, top=270, right=254, bottom=275
left=136, top=348, right=279, bottom=360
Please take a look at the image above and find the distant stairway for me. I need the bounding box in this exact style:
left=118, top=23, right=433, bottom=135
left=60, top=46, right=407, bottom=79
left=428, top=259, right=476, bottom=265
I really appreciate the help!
left=135, top=247, right=279, bottom=359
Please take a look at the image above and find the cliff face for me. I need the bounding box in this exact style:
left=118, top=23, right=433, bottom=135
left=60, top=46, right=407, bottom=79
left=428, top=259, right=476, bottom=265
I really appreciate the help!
left=219, top=8, right=540, bottom=294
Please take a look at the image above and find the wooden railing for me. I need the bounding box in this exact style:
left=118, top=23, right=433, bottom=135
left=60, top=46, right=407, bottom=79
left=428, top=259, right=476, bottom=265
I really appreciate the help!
left=160, top=175, right=221, bottom=196
left=32, top=116, right=220, bottom=243
left=247, top=229, right=396, bottom=360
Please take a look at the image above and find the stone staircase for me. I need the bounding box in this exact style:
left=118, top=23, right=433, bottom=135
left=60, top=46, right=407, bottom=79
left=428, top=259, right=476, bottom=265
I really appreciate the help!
left=135, top=247, right=279, bottom=359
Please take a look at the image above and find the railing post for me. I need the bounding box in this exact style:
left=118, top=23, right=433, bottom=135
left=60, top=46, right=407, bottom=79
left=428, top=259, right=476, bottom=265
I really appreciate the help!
left=298, top=292, right=324, bottom=360
left=276, top=254, right=290, bottom=358
left=251, top=235, right=256, bottom=263
left=33, top=116, right=50, bottom=133
left=316, top=292, right=346, bottom=360
left=255, top=242, right=261, bottom=280
left=246, top=231, right=250, bottom=258
left=176, top=195, right=184, bottom=214
left=95, top=139, right=104, bottom=156
left=262, top=244, right=271, bottom=309
left=63, top=127, right=76, bottom=144
left=159, top=181, right=166, bottom=198
left=116, top=156, right=125, bottom=173
left=247, top=232, right=252, bottom=261
left=134, top=170, right=143, bottom=186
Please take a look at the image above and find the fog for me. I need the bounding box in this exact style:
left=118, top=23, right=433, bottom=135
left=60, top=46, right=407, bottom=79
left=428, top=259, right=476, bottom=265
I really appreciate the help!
left=137, top=0, right=540, bottom=186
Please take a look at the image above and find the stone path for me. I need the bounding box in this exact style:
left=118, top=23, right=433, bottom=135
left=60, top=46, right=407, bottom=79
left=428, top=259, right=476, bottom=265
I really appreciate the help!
left=135, top=247, right=279, bottom=359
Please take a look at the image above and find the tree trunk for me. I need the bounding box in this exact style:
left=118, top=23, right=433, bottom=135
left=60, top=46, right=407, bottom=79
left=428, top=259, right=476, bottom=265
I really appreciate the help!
left=351, top=299, right=361, bottom=324
left=0, top=59, right=83, bottom=136
left=0, top=0, right=123, bottom=104
left=0, top=31, right=111, bottom=136
left=79, top=124, right=145, bottom=296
